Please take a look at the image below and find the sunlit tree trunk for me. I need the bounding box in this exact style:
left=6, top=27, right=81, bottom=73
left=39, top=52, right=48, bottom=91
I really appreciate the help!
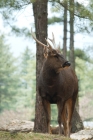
left=33, top=0, right=48, bottom=133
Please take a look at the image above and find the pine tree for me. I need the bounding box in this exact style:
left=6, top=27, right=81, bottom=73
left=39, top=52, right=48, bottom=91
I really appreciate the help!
left=0, top=35, right=19, bottom=112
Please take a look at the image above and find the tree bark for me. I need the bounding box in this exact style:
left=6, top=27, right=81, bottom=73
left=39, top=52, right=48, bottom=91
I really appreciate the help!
left=71, top=108, right=84, bottom=133
left=63, top=1, right=67, bottom=59
left=69, top=0, right=75, bottom=70
left=33, top=0, right=48, bottom=133
left=69, top=0, right=80, bottom=112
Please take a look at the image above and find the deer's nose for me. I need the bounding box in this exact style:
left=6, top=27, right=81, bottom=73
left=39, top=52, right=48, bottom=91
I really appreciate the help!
left=62, top=61, right=71, bottom=68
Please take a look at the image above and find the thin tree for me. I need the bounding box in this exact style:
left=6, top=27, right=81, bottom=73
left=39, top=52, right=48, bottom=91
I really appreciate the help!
left=63, top=0, right=68, bottom=59
left=69, top=0, right=80, bottom=112
left=69, top=0, right=75, bottom=70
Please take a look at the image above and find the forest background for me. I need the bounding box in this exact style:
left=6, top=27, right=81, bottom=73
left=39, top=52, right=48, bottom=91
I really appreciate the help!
left=0, top=0, right=93, bottom=126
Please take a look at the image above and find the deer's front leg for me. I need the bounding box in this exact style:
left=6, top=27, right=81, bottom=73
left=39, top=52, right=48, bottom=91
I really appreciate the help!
left=57, top=101, right=64, bottom=135
left=42, top=99, right=51, bottom=133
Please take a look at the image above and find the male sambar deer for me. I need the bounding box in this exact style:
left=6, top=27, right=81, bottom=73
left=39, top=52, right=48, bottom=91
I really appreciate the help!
left=31, top=30, right=78, bottom=137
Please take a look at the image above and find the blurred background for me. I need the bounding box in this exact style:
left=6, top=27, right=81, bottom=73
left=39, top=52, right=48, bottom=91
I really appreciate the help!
left=0, top=0, right=93, bottom=128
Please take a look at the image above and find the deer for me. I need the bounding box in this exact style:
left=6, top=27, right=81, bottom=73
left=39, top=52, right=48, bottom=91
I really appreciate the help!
left=31, top=30, right=78, bottom=137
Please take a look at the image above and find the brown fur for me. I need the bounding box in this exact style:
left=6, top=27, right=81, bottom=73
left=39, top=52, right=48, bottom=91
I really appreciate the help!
left=38, top=49, right=78, bottom=137
left=31, top=30, right=78, bottom=137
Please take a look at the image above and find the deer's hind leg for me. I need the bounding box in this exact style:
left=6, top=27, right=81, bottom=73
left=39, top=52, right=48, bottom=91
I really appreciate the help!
left=62, top=98, right=74, bottom=137
left=61, top=103, right=67, bottom=136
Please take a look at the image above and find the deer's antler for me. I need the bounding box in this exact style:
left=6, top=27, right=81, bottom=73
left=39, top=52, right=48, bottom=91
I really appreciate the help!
left=48, top=32, right=56, bottom=48
left=45, top=38, right=53, bottom=50
left=31, top=28, right=48, bottom=48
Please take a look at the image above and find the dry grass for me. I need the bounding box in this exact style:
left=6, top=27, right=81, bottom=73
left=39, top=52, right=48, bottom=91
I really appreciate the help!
left=0, top=131, right=72, bottom=140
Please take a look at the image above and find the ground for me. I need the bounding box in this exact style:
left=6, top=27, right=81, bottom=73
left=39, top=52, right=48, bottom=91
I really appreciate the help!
left=0, top=92, right=93, bottom=140
left=0, top=131, right=71, bottom=140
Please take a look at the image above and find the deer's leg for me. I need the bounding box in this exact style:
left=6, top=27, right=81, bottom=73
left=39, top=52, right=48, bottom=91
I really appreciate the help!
left=42, top=99, right=51, bottom=133
left=57, top=101, right=64, bottom=135
left=61, top=103, right=67, bottom=136
left=65, top=98, right=74, bottom=137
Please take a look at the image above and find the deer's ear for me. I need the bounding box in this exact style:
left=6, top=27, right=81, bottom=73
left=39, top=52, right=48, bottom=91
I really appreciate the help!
left=43, top=47, right=48, bottom=59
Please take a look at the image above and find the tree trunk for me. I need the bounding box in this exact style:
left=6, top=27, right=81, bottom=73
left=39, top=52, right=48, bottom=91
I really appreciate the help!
left=33, top=0, right=48, bottom=133
left=69, top=0, right=75, bottom=70
left=69, top=0, right=80, bottom=112
left=63, top=0, right=81, bottom=133
left=71, top=108, right=84, bottom=133
left=63, top=1, right=67, bottom=59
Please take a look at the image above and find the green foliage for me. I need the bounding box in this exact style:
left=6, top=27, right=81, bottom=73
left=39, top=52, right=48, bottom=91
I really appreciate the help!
left=30, top=0, right=36, bottom=3
left=0, top=37, right=36, bottom=119
left=0, top=0, right=93, bottom=37
left=15, top=47, right=36, bottom=119
left=76, top=56, right=93, bottom=96
left=0, top=0, right=30, bottom=9
left=48, top=16, right=63, bottom=24
left=51, top=104, right=57, bottom=125
left=0, top=0, right=32, bottom=37
left=67, top=48, right=90, bottom=63
left=0, top=35, right=19, bottom=112
left=75, top=2, right=93, bottom=20
left=11, top=27, right=31, bottom=37
left=75, top=48, right=93, bottom=96
left=75, top=48, right=90, bottom=61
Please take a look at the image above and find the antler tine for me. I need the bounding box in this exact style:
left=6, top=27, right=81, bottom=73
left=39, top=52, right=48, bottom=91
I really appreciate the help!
left=45, top=38, right=53, bottom=50
left=31, top=28, right=47, bottom=48
left=48, top=32, right=56, bottom=48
